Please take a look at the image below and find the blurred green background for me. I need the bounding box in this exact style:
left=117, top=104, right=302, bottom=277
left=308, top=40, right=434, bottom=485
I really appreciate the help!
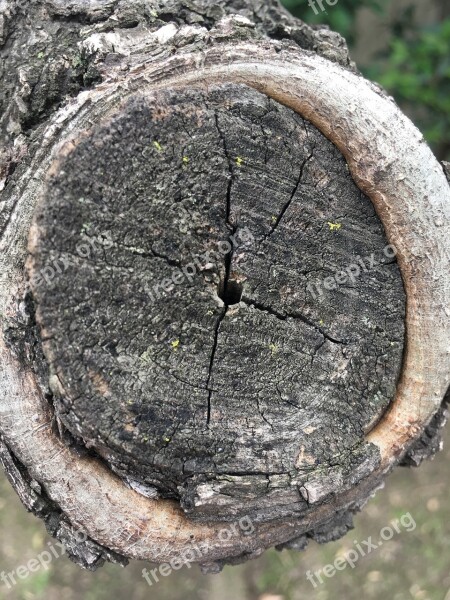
left=1, top=1, right=449, bottom=599
left=282, top=0, right=450, bottom=161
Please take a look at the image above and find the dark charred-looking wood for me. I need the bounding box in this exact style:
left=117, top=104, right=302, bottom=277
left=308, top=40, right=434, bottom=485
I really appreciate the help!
left=27, top=84, right=405, bottom=521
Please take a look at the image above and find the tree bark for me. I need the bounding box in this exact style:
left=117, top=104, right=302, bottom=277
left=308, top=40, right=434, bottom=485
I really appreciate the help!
left=0, top=0, right=449, bottom=572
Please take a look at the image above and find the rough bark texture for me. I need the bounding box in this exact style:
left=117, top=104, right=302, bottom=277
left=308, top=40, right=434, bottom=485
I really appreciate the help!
left=0, top=0, right=352, bottom=174
left=0, top=0, right=448, bottom=572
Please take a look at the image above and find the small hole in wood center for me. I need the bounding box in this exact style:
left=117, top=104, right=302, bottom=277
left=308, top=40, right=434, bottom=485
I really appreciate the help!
left=219, top=279, right=243, bottom=306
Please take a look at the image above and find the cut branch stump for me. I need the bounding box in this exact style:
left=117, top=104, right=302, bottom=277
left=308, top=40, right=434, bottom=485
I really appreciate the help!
left=0, top=0, right=449, bottom=571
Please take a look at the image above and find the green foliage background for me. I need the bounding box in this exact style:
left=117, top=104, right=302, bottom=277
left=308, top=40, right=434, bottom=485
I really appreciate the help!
left=281, top=0, right=450, bottom=161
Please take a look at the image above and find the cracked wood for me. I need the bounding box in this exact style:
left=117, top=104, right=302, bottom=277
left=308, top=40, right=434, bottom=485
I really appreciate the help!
left=26, top=84, right=404, bottom=521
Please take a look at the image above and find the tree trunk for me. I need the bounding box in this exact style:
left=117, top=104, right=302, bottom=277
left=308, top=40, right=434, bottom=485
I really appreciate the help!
left=0, top=0, right=449, bottom=572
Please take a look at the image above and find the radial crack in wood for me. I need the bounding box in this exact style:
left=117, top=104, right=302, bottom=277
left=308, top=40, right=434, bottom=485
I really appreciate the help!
left=25, top=85, right=405, bottom=522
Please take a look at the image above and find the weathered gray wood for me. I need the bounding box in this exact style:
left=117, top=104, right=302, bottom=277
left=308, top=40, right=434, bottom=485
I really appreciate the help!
left=25, top=84, right=405, bottom=522
left=0, top=0, right=448, bottom=572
